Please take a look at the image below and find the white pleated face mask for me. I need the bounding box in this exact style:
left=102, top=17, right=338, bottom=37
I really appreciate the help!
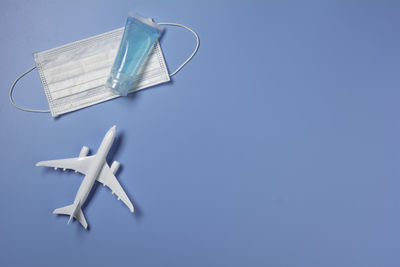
left=10, top=22, right=199, bottom=117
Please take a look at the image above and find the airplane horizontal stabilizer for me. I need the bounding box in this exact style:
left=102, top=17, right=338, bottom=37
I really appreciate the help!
left=53, top=204, right=74, bottom=215
left=53, top=204, right=88, bottom=229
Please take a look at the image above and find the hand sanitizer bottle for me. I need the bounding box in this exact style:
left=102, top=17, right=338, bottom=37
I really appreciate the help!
left=106, top=14, right=164, bottom=96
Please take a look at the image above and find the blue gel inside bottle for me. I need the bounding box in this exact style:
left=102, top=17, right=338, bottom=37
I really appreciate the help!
left=106, top=14, right=164, bottom=96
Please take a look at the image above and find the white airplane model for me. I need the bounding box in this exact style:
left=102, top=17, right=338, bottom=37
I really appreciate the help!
left=36, top=125, right=134, bottom=229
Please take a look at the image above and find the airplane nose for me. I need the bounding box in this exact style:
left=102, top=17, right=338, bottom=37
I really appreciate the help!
left=107, top=125, right=117, bottom=137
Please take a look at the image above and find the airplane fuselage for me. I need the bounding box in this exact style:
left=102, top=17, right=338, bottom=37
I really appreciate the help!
left=73, top=126, right=116, bottom=206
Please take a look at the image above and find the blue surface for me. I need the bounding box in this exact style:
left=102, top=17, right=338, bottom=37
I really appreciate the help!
left=1, top=1, right=400, bottom=266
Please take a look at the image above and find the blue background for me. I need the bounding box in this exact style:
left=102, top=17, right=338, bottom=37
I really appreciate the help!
left=1, top=0, right=400, bottom=266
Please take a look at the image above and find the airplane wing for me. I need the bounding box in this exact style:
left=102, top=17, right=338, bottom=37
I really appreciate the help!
left=97, top=163, right=134, bottom=212
left=36, top=156, right=95, bottom=175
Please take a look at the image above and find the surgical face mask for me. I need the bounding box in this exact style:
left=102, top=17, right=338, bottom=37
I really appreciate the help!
left=10, top=22, right=199, bottom=117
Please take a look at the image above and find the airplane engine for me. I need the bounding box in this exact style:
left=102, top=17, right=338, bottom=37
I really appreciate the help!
left=79, top=146, right=89, bottom=158
left=110, top=161, right=120, bottom=174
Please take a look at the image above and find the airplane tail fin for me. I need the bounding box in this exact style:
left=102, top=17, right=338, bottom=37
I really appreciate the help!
left=53, top=203, right=88, bottom=229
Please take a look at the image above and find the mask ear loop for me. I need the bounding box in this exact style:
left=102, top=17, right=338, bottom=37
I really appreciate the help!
left=9, top=66, right=50, bottom=113
left=158, top=22, right=200, bottom=77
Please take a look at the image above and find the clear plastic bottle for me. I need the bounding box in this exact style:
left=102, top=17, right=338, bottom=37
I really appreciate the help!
left=106, top=14, right=164, bottom=96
